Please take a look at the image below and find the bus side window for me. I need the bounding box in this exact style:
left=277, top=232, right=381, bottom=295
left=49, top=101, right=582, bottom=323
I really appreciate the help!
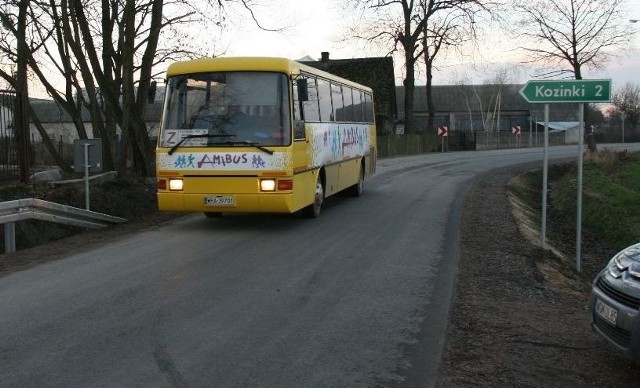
left=293, top=79, right=302, bottom=121
left=330, top=82, right=343, bottom=122
left=317, top=78, right=332, bottom=122
left=353, top=90, right=364, bottom=122
left=342, top=86, right=354, bottom=122
left=302, top=77, right=320, bottom=123
left=294, top=121, right=305, bottom=140
left=294, top=77, right=312, bottom=140
left=364, top=93, right=374, bottom=123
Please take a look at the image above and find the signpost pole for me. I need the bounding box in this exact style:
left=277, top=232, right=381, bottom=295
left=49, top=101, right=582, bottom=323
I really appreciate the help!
left=84, top=143, right=91, bottom=211
left=541, top=104, right=549, bottom=249
left=576, top=104, right=584, bottom=272
left=529, top=116, right=533, bottom=147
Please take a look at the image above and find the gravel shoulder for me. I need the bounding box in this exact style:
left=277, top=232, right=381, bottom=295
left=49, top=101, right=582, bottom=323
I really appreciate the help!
left=436, top=166, right=640, bottom=387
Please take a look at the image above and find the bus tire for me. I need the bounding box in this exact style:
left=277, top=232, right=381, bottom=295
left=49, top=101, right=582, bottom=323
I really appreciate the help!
left=347, top=162, right=365, bottom=197
left=303, top=177, right=324, bottom=218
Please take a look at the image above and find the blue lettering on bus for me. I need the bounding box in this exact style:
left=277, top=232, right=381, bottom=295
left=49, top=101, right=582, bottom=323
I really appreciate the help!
left=174, top=154, right=197, bottom=169
left=341, top=126, right=368, bottom=153
left=331, top=128, right=341, bottom=158
left=197, top=153, right=249, bottom=168
left=174, top=155, right=187, bottom=168
left=342, top=126, right=357, bottom=150
left=252, top=155, right=266, bottom=168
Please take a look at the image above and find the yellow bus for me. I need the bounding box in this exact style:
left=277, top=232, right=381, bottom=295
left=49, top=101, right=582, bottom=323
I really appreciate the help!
left=156, top=57, right=377, bottom=218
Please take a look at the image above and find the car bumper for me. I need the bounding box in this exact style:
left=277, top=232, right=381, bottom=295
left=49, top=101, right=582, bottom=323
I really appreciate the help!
left=591, top=272, right=640, bottom=363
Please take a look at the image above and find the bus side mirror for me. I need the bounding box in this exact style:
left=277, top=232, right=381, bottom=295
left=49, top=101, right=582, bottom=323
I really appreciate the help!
left=297, top=79, right=309, bottom=102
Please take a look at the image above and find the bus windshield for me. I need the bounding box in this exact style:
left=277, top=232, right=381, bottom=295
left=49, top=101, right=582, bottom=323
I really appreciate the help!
left=160, top=72, right=291, bottom=148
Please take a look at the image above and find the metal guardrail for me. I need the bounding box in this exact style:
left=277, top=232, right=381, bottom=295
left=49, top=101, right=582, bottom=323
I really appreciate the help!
left=0, top=198, right=127, bottom=253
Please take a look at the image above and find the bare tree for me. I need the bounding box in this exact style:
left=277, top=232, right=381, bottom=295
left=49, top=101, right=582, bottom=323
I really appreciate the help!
left=0, top=0, right=235, bottom=176
left=608, top=82, right=640, bottom=130
left=512, top=0, right=637, bottom=139
left=421, top=1, right=491, bottom=140
left=347, top=0, right=493, bottom=134
left=452, top=76, right=475, bottom=131
left=0, top=0, right=69, bottom=173
left=512, top=0, right=634, bottom=80
left=345, top=0, right=425, bottom=133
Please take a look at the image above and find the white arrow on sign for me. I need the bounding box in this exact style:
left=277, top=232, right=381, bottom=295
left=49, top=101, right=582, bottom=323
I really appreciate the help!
left=438, top=126, right=448, bottom=137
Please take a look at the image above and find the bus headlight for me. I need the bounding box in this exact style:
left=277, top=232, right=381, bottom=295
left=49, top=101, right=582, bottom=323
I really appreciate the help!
left=260, top=179, right=276, bottom=191
left=169, top=178, right=184, bottom=191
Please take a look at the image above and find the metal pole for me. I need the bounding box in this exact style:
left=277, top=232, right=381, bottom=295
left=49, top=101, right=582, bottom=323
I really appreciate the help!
left=5, top=221, right=15, bottom=253
left=84, top=143, right=90, bottom=211
left=529, top=115, right=533, bottom=147
left=541, top=105, right=549, bottom=249
left=576, top=104, right=584, bottom=272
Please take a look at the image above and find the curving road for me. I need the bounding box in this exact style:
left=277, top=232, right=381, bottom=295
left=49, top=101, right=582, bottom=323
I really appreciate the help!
left=1, top=144, right=638, bottom=387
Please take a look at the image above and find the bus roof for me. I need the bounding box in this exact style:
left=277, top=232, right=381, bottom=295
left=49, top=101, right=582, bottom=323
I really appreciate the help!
left=165, top=56, right=373, bottom=93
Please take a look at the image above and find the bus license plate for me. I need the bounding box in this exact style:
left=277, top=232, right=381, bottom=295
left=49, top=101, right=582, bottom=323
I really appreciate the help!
left=595, top=299, right=618, bottom=326
left=204, top=196, right=235, bottom=206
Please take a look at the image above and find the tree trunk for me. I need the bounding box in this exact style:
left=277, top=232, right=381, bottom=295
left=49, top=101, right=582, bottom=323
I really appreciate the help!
left=16, top=0, right=31, bottom=181
left=425, top=58, right=435, bottom=149
left=403, top=38, right=416, bottom=133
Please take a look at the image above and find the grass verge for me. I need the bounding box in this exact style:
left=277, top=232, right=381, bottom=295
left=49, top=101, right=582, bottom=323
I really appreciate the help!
left=508, top=148, right=640, bottom=280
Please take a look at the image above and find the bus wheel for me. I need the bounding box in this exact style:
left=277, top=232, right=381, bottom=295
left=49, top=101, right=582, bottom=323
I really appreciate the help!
left=204, top=212, right=223, bottom=218
left=303, top=177, right=324, bottom=218
left=348, top=163, right=365, bottom=197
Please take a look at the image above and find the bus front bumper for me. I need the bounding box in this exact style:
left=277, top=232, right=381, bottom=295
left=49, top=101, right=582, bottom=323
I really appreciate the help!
left=157, top=192, right=296, bottom=214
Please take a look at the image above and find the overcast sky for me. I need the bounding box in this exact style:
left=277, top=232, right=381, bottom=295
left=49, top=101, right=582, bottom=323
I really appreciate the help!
left=219, top=0, right=640, bottom=90
left=18, top=0, right=640, bottom=99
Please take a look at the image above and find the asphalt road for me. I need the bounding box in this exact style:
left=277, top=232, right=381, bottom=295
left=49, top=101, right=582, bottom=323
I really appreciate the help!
left=2, top=144, right=638, bottom=387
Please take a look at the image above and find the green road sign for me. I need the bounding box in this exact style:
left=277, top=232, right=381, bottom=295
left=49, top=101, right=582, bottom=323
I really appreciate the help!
left=519, top=79, right=611, bottom=103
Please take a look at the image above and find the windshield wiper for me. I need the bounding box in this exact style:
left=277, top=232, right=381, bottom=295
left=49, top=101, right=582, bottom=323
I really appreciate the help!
left=210, top=140, right=274, bottom=155
left=168, top=134, right=236, bottom=155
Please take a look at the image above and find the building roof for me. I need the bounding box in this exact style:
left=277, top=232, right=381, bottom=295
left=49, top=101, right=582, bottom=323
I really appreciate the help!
left=396, top=84, right=530, bottom=113
left=300, top=52, right=397, bottom=121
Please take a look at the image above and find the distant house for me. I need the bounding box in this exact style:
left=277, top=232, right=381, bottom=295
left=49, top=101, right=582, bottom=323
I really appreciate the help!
left=396, top=84, right=583, bottom=135
left=0, top=104, right=13, bottom=136
left=301, top=52, right=398, bottom=133
left=29, top=97, right=162, bottom=144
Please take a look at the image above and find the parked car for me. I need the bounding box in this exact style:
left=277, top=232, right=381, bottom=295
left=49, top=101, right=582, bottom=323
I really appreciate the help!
left=591, top=242, right=640, bottom=363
